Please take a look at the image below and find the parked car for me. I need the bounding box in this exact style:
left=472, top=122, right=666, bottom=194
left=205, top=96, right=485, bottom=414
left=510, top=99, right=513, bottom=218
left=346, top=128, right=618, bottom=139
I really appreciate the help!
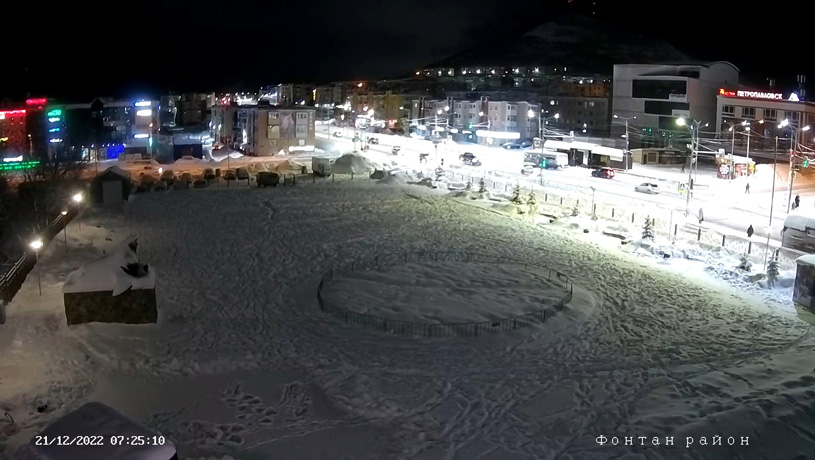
left=332, top=131, right=342, bottom=137
left=179, top=172, right=193, bottom=183
left=520, top=141, right=533, bottom=149
left=160, top=169, right=175, bottom=183
left=591, top=167, right=615, bottom=179
left=193, top=179, right=209, bottom=188
left=459, top=152, right=482, bottom=166
left=392, top=146, right=401, bottom=155
left=223, top=169, right=237, bottom=181
left=203, top=168, right=216, bottom=180
left=502, top=142, right=522, bottom=149
left=368, top=137, right=379, bottom=144
left=521, top=163, right=538, bottom=175
left=635, top=182, right=659, bottom=194
left=257, top=171, right=281, bottom=187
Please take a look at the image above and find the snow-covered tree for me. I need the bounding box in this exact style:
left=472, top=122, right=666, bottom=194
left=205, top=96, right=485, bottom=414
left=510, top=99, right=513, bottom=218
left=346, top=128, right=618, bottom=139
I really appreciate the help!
left=737, top=253, right=752, bottom=272
left=511, top=184, right=523, bottom=204
left=478, top=177, right=486, bottom=193
left=527, top=191, right=539, bottom=217
left=571, top=201, right=580, bottom=216
left=642, top=216, right=655, bottom=240
left=767, top=258, right=780, bottom=288
left=465, top=180, right=472, bottom=190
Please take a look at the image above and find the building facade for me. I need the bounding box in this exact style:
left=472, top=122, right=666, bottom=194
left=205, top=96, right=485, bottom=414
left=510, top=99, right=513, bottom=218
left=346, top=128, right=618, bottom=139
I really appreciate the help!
left=212, top=105, right=316, bottom=156
left=612, top=62, right=740, bottom=147
left=716, top=88, right=815, bottom=152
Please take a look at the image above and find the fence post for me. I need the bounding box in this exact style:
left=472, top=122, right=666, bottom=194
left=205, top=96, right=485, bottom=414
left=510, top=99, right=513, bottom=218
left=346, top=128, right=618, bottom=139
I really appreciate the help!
left=351, top=172, right=354, bottom=180
left=332, top=174, right=335, bottom=182
left=674, top=224, right=678, bottom=237
left=0, top=299, right=5, bottom=325
left=748, top=241, right=752, bottom=254
left=505, top=184, right=508, bottom=192
left=612, top=208, right=615, bottom=218
left=722, top=234, right=726, bottom=247
left=545, top=193, right=548, bottom=202
left=631, top=213, right=635, bottom=224
left=592, top=203, right=596, bottom=216
left=697, top=228, right=701, bottom=241
left=560, top=197, right=563, bottom=205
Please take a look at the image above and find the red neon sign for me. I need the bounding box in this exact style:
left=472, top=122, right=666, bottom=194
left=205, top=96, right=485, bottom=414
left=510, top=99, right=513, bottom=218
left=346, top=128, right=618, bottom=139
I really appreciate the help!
left=719, top=88, right=736, bottom=97
left=0, top=109, right=27, bottom=118
left=25, top=98, right=47, bottom=106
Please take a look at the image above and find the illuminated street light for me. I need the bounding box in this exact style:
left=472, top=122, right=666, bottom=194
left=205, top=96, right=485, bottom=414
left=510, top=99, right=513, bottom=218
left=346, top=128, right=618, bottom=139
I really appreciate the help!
left=527, top=109, right=535, bottom=118
left=444, top=106, right=449, bottom=112
left=676, top=118, right=687, bottom=126
left=478, top=111, right=484, bottom=117
left=61, top=211, right=69, bottom=246
left=73, top=193, right=83, bottom=231
left=554, top=113, right=560, bottom=119
left=368, top=109, right=374, bottom=116
left=30, top=239, right=43, bottom=295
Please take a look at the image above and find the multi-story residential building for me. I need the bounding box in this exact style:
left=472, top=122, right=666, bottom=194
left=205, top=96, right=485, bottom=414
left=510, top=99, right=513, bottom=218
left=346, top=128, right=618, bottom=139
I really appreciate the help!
left=410, top=98, right=542, bottom=144
left=279, top=84, right=314, bottom=106
left=350, top=91, right=413, bottom=122
left=612, top=62, right=740, bottom=148
left=542, top=96, right=610, bottom=136
left=716, top=88, right=815, bottom=153
left=0, top=108, right=29, bottom=159
left=212, top=104, right=316, bottom=156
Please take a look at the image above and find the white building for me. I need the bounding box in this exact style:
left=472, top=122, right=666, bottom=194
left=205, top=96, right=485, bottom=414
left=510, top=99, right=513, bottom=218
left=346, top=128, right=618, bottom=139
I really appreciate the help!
left=612, top=62, right=739, bottom=142
left=716, top=88, right=815, bottom=151
left=410, top=98, right=541, bottom=144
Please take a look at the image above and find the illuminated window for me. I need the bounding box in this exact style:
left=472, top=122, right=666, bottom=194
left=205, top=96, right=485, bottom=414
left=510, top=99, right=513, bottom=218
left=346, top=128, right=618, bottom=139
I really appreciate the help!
left=741, top=107, right=756, bottom=118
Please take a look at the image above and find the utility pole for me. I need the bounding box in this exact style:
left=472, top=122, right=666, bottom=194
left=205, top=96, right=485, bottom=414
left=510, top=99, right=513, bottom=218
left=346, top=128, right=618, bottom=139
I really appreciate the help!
left=765, top=136, right=779, bottom=270
left=729, top=126, right=735, bottom=182
left=787, top=128, right=797, bottom=213
left=624, top=117, right=629, bottom=170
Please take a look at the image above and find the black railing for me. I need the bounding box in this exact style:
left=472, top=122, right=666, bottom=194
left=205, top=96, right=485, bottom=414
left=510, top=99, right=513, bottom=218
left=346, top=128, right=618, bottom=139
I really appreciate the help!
left=317, top=251, right=574, bottom=337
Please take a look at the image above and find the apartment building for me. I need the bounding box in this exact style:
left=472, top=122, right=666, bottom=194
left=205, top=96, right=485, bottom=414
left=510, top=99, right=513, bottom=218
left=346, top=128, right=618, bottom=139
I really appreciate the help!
left=212, top=105, right=316, bottom=156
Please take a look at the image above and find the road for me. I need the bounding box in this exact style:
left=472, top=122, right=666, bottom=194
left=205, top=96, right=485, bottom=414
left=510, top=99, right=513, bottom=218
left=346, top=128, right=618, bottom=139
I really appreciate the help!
left=317, top=127, right=787, bottom=244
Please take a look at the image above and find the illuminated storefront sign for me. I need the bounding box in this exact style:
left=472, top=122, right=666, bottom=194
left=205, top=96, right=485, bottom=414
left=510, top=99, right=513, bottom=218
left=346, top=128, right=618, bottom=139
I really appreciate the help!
left=719, top=88, right=784, bottom=100
left=26, top=98, right=48, bottom=106
left=0, top=160, right=40, bottom=171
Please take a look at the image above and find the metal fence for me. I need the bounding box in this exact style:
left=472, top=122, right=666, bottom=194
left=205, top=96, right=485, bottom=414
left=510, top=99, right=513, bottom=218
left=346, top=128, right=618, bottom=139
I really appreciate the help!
left=316, top=251, right=574, bottom=337
left=0, top=208, right=76, bottom=306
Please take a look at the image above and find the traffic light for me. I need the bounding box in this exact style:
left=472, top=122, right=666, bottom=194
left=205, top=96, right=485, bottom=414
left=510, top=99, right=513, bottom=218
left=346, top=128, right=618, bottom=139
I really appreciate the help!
left=541, top=158, right=547, bottom=168
left=468, top=122, right=472, bottom=128
left=804, top=159, right=810, bottom=168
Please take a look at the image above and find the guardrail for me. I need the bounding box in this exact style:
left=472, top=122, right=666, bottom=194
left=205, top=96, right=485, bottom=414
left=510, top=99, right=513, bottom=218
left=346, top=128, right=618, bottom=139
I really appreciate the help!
left=0, top=208, right=76, bottom=307
left=316, top=251, right=574, bottom=337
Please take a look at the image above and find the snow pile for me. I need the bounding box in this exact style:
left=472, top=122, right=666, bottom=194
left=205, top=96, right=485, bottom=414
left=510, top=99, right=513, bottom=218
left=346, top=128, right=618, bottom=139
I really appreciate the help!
left=272, top=159, right=306, bottom=173
left=332, top=153, right=380, bottom=175
left=377, top=173, right=408, bottom=185
left=62, top=238, right=155, bottom=296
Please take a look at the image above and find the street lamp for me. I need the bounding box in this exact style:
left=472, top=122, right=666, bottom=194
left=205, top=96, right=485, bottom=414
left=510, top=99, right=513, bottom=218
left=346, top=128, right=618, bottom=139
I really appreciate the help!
left=61, top=211, right=68, bottom=246
left=779, top=119, right=812, bottom=212
left=676, top=117, right=707, bottom=217
left=30, top=239, right=43, bottom=296
left=72, top=193, right=83, bottom=231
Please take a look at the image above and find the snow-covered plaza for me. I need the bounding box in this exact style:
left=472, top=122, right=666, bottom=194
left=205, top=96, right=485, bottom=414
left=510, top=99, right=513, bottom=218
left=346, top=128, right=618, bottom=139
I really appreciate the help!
left=2, top=177, right=815, bottom=459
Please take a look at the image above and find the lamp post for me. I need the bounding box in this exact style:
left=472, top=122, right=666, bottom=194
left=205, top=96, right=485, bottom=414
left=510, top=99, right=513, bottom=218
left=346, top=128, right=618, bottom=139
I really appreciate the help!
left=613, top=114, right=636, bottom=170
left=676, top=117, right=707, bottom=217
left=61, top=211, right=68, bottom=246
left=780, top=119, right=812, bottom=212
left=30, top=239, right=43, bottom=296
left=765, top=136, right=779, bottom=270
left=72, top=193, right=83, bottom=231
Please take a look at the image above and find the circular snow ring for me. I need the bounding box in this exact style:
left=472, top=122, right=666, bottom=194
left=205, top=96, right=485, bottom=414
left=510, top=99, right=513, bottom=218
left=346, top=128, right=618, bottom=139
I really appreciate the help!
left=316, top=252, right=574, bottom=337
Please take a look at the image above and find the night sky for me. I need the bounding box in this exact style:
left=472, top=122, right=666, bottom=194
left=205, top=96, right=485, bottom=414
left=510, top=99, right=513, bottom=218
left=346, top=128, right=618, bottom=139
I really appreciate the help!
left=3, top=0, right=811, bottom=101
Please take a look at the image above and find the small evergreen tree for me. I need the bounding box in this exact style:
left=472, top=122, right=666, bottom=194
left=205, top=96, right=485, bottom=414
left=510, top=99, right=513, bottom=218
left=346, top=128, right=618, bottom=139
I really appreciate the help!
left=571, top=201, right=580, bottom=216
left=465, top=180, right=472, bottom=190
left=767, top=258, right=780, bottom=288
left=527, top=191, right=539, bottom=217
left=642, top=216, right=655, bottom=240
left=478, top=177, right=486, bottom=193
left=511, top=184, right=523, bottom=204
left=737, top=253, right=752, bottom=272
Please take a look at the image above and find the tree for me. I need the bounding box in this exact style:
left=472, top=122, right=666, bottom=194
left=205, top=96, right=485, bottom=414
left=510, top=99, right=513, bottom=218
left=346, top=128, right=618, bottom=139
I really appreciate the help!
left=478, top=177, right=486, bottom=193
left=527, top=190, right=539, bottom=217
left=767, top=258, right=780, bottom=288
left=465, top=180, right=472, bottom=190
left=737, top=254, right=752, bottom=272
left=571, top=201, right=580, bottom=216
left=642, top=216, right=655, bottom=240
left=511, top=184, right=523, bottom=204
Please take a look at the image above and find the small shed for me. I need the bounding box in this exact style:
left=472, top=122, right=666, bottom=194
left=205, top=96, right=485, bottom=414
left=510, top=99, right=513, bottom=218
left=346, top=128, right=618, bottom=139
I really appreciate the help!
left=90, top=166, right=132, bottom=206
left=794, top=254, right=815, bottom=311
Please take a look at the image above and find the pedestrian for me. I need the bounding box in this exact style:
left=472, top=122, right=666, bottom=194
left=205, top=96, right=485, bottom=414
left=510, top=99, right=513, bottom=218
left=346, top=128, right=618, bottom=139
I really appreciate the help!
left=745, top=183, right=750, bottom=194
left=747, top=225, right=754, bottom=238
left=681, top=162, right=685, bottom=173
left=794, top=195, right=801, bottom=210
left=698, top=207, right=704, bottom=224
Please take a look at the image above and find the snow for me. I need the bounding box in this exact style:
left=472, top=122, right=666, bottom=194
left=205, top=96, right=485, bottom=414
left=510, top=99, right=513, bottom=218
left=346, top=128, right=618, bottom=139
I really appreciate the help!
left=783, top=209, right=815, bottom=231
left=271, top=159, right=305, bottom=173
left=2, top=179, right=815, bottom=459
left=797, top=254, right=815, bottom=266
left=102, top=165, right=131, bottom=179
left=332, top=153, right=380, bottom=175
left=320, top=261, right=570, bottom=323
left=62, top=238, right=155, bottom=296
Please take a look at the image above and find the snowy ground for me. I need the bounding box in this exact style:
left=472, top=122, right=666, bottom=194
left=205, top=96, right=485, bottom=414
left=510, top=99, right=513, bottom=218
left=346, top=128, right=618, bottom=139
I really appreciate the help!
left=321, top=261, right=569, bottom=324
left=1, top=177, right=815, bottom=459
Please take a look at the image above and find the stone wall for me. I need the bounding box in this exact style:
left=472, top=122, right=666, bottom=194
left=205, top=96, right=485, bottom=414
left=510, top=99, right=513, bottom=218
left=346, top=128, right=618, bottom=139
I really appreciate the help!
left=63, top=288, right=157, bottom=326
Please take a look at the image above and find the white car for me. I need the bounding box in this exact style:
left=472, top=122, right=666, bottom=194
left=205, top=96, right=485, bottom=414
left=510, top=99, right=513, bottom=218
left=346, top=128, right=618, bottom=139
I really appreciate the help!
left=635, top=183, right=659, bottom=194
left=521, top=163, right=538, bottom=175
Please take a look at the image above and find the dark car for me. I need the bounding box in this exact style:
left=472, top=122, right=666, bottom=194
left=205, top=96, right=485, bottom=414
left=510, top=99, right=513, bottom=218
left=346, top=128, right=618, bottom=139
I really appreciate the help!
left=257, top=171, right=280, bottom=187
left=520, top=141, right=533, bottom=149
left=459, top=152, right=482, bottom=166
left=368, top=137, right=379, bottom=144
left=502, top=143, right=522, bottom=149
left=591, top=167, right=615, bottom=179
left=332, top=131, right=342, bottom=137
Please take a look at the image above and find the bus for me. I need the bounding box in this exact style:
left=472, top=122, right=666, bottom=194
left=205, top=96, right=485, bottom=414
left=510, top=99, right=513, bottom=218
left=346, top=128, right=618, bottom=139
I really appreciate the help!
left=524, top=150, right=569, bottom=169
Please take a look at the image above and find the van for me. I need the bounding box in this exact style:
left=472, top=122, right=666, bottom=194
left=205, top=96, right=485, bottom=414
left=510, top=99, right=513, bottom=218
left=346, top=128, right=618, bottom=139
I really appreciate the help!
left=782, top=212, right=815, bottom=253
left=312, top=157, right=335, bottom=177
left=236, top=167, right=249, bottom=181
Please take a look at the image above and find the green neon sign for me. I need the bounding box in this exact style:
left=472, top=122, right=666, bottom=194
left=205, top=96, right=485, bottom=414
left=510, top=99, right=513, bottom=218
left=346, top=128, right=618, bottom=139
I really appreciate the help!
left=47, top=109, right=62, bottom=117
left=0, top=160, right=41, bottom=171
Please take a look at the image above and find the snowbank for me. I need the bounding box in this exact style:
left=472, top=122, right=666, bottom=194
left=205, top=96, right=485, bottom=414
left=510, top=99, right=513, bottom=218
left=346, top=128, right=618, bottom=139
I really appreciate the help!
left=62, top=238, right=155, bottom=296
left=333, top=153, right=380, bottom=175
left=377, top=173, right=409, bottom=185
left=272, top=159, right=306, bottom=173
left=103, top=165, right=131, bottom=179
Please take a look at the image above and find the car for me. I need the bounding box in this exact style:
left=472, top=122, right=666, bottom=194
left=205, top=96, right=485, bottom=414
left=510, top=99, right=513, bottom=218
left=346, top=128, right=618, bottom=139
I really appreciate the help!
left=368, top=137, right=379, bottom=144
left=520, top=141, right=533, bottom=149
left=501, top=142, right=522, bottom=149
left=203, top=168, right=216, bottom=180
left=236, top=167, right=249, bottom=181
left=392, top=146, right=401, bottom=155
left=521, top=163, right=538, bottom=175
left=257, top=171, right=281, bottom=187
left=223, top=169, right=237, bottom=181
left=635, top=182, right=660, bottom=194
left=332, top=131, right=342, bottom=137
left=591, top=167, right=615, bottom=179
left=160, top=170, right=175, bottom=183
left=179, top=172, right=193, bottom=183
left=459, top=152, right=482, bottom=166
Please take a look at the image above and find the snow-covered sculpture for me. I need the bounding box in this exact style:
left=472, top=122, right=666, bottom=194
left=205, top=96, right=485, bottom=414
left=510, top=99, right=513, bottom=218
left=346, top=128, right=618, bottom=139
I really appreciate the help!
left=63, top=238, right=154, bottom=296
